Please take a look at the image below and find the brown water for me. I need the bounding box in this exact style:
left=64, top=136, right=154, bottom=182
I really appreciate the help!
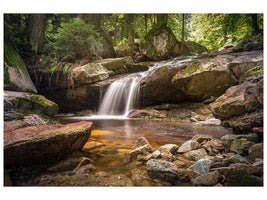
left=56, top=117, right=234, bottom=176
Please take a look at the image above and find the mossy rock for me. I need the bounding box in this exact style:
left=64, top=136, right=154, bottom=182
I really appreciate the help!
left=4, top=91, right=58, bottom=116
left=239, top=66, right=263, bottom=83
left=221, top=168, right=263, bottom=186
left=4, top=43, right=37, bottom=93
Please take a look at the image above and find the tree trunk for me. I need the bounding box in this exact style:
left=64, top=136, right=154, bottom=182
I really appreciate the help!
left=181, top=14, right=185, bottom=54
left=28, top=14, right=46, bottom=54
left=157, top=14, right=168, bottom=27
left=95, top=14, right=114, bottom=48
left=114, top=15, right=118, bottom=45
left=222, top=15, right=229, bottom=45
left=127, top=14, right=134, bottom=47
left=251, top=14, right=260, bottom=35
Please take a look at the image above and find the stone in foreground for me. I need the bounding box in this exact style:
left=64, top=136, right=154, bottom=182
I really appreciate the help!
left=147, top=159, right=178, bottom=184
left=4, top=121, right=92, bottom=167
left=188, top=158, right=213, bottom=174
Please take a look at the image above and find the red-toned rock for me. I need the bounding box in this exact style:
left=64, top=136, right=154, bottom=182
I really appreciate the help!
left=4, top=121, right=92, bottom=167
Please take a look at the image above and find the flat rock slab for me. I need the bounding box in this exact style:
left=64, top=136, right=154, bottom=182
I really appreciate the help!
left=4, top=121, right=92, bottom=167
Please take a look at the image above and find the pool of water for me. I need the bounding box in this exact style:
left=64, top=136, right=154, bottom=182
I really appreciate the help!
left=56, top=117, right=234, bottom=176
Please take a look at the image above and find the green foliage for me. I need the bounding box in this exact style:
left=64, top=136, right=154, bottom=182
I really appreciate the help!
left=186, top=62, right=200, bottom=74
left=189, top=14, right=263, bottom=49
left=52, top=18, right=101, bottom=61
left=62, top=64, right=71, bottom=75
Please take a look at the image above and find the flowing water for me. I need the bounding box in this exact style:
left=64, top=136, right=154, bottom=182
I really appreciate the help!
left=90, top=56, right=197, bottom=119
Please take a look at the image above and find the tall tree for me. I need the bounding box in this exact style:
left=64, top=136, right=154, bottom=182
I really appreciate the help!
left=28, top=14, right=46, bottom=54
left=157, top=14, right=168, bottom=27
left=127, top=14, right=134, bottom=47
left=251, top=14, right=260, bottom=35
left=181, top=14, right=185, bottom=53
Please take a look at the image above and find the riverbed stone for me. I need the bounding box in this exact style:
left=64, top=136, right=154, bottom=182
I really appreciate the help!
left=210, top=167, right=263, bottom=186
left=191, top=134, right=215, bottom=144
left=188, top=158, right=213, bottom=174
left=202, top=139, right=225, bottom=155
left=147, top=159, right=178, bottom=184
left=230, top=138, right=255, bottom=155
left=159, top=144, right=179, bottom=154
left=177, top=169, right=201, bottom=183
left=226, top=154, right=250, bottom=165
left=249, top=143, right=263, bottom=161
left=191, top=171, right=221, bottom=186
left=133, top=137, right=151, bottom=149
left=4, top=121, right=92, bottom=167
left=177, top=140, right=200, bottom=153
left=129, top=144, right=152, bottom=159
left=183, top=148, right=208, bottom=161
left=152, top=150, right=161, bottom=158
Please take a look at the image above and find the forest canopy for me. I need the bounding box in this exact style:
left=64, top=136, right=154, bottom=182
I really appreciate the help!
left=4, top=13, right=263, bottom=62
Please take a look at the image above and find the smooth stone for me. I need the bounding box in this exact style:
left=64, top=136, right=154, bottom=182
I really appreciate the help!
left=177, top=140, right=200, bottom=153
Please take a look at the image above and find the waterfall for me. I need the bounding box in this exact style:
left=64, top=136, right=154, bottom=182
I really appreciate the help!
left=90, top=56, right=197, bottom=119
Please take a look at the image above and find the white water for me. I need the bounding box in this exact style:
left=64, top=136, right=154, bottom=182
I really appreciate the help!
left=88, top=56, right=197, bottom=119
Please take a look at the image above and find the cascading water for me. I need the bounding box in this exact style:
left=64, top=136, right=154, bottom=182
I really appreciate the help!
left=90, top=56, right=197, bottom=119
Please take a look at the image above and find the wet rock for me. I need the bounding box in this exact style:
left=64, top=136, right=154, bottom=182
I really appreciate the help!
left=177, top=169, right=201, bottom=183
left=230, top=138, right=255, bottom=155
left=133, top=137, right=151, bottom=149
left=4, top=171, right=13, bottom=186
left=177, top=140, right=200, bottom=153
left=22, top=114, right=55, bottom=126
left=159, top=144, right=179, bottom=154
left=73, top=164, right=96, bottom=174
left=38, top=173, right=134, bottom=186
left=82, top=141, right=105, bottom=151
left=4, top=121, right=92, bottom=167
left=202, top=139, right=225, bottom=155
left=152, top=150, right=161, bottom=158
left=147, top=159, right=178, bottom=184
left=188, top=158, right=213, bottom=174
left=226, top=154, right=250, bottom=165
left=161, top=153, right=177, bottom=162
left=137, top=153, right=152, bottom=162
left=196, top=118, right=221, bottom=126
left=210, top=167, right=263, bottom=186
left=173, top=154, right=194, bottom=168
left=249, top=143, right=263, bottom=161
left=47, top=156, right=91, bottom=172
left=4, top=91, right=58, bottom=116
left=228, top=163, right=262, bottom=176
left=191, top=134, right=215, bottom=144
left=190, top=117, right=198, bottom=122
left=75, top=109, right=94, bottom=116
left=129, top=144, right=152, bottom=159
left=130, top=168, right=163, bottom=186
left=183, top=148, right=208, bottom=161
left=191, top=171, right=222, bottom=186
left=221, top=133, right=258, bottom=152
left=129, top=109, right=167, bottom=119
left=203, top=96, right=216, bottom=104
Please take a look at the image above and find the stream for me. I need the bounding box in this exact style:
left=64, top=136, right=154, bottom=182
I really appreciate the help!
left=56, top=117, right=234, bottom=183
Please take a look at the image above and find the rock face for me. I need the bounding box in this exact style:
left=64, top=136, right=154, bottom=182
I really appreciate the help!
left=4, top=121, right=92, bottom=167
left=191, top=171, right=221, bottom=186
left=159, top=144, right=179, bottom=154
left=4, top=91, right=58, bottom=116
left=147, top=159, right=178, bottom=184
left=4, top=43, right=37, bottom=93
left=183, top=148, right=208, bottom=161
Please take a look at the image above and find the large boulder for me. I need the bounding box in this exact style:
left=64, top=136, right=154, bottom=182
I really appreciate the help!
left=186, top=41, right=208, bottom=54
left=4, top=43, right=37, bottom=93
left=4, top=121, right=92, bottom=167
left=210, top=74, right=263, bottom=119
left=144, top=26, right=178, bottom=60
left=4, top=91, right=58, bottom=116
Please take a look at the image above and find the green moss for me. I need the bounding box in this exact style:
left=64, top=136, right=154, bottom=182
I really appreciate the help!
left=186, top=62, right=200, bottom=74
left=4, top=63, right=11, bottom=85
left=29, top=94, right=57, bottom=108
left=4, top=42, right=27, bottom=75
left=209, top=99, right=225, bottom=106
left=240, top=66, right=263, bottom=82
